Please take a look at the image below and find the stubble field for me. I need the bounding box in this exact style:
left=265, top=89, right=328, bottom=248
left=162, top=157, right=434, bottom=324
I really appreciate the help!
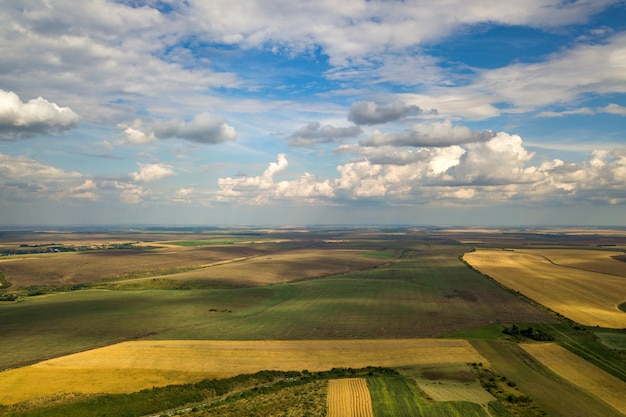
left=464, top=248, right=626, bottom=328
left=327, top=378, right=374, bottom=417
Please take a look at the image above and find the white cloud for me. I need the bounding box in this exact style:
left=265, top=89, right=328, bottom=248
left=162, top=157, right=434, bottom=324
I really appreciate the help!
left=119, top=113, right=236, bottom=145
left=398, top=32, right=626, bottom=119
left=119, top=184, right=145, bottom=205
left=130, top=163, right=175, bottom=182
left=537, top=103, right=626, bottom=118
left=450, top=132, right=537, bottom=185
left=0, top=153, right=81, bottom=179
left=287, top=122, right=361, bottom=147
left=0, top=89, right=79, bottom=139
left=0, top=153, right=93, bottom=202
left=472, top=32, right=626, bottom=111
left=348, top=101, right=421, bottom=125
left=537, top=108, right=595, bottom=118
left=69, top=179, right=99, bottom=200
left=154, top=113, right=236, bottom=144
left=599, top=103, right=626, bottom=116
left=217, top=154, right=334, bottom=204
left=121, top=121, right=156, bottom=144
left=360, top=121, right=495, bottom=147
left=186, top=0, right=614, bottom=64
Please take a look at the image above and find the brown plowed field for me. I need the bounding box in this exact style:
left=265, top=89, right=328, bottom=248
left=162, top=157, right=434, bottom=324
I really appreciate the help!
left=0, top=245, right=274, bottom=287
left=327, top=378, right=374, bottom=417
left=464, top=249, right=626, bottom=328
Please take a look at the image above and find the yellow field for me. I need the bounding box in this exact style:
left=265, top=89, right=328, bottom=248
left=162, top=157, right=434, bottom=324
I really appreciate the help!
left=521, top=343, right=626, bottom=414
left=0, top=339, right=487, bottom=405
left=515, top=248, right=626, bottom=277
left=327, top=378, right=374, bottom=417
left=463, top=249, right=626, bottom=328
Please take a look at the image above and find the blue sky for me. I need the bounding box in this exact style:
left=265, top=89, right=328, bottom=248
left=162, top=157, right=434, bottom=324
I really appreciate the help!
left=1, top=0, right=625, bottom=226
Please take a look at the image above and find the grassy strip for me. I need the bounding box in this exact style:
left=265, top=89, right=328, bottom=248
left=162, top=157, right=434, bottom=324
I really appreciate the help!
left=1, top=368, right=393, bottom=417
left=367, top=375, right=492, bottom=417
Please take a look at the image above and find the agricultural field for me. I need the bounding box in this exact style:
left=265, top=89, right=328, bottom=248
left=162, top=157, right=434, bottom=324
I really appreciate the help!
left=521, top=342, right=626, bottom=414
left=463, top=248, right=626, bottom=328
left=1, top=226, right=626, bottom=416
left=0, top=339, right=487, bottom=404
left=327, top=378, right=374, bottom=417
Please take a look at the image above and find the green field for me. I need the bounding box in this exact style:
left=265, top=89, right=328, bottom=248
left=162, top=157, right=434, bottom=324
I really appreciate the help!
left=1, top=227, right=626, bottom=416
left=368, top=375, right=492, bottom=417
left=0, top=244, right=554, bottom=370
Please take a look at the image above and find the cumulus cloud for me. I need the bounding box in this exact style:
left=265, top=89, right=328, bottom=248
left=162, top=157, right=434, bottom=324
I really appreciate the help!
left=130, top=163, right=175, bottom=182
left=360, top=121, right=495, bottom=147
left=153, top=113, right=236, bottom=144
left=0, top=89, right=79, bottom=139
left=120, top=113, right=236, bottom=145
left=217, top=154, right=334, bottom=204
left=69, top=179, right=99, bottom=200
left=120, top=121, right=157, bottom=144
left=287, top=122, right=362, bottom=146
left=348, top=101, right=422, bottom=125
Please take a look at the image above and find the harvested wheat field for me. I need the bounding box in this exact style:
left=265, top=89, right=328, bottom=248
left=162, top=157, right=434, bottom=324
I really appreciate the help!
left=521, top=343, right=626, bottom=414
left=0, top=339, right=486, bottom=405
left=327, top=378, right=374, bottom=417
left=514, top=248, right=626, bottom=278
left=464, top=249, right=626, bottom=328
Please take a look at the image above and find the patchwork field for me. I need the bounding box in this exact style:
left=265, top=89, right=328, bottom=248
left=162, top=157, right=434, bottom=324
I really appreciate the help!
left=327, top=378, right=374, bottom=417
left=464, top=248, right=626, bottom=328
left=0, top=339, right=487, bottom=405
left=2, top=227, right=626, bottom=416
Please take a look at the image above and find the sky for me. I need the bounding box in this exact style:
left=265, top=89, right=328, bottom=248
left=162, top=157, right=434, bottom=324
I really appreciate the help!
left=1, top=0, right=625, bottom=227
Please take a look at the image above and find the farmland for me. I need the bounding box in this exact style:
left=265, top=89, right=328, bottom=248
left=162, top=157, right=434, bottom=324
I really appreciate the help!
left=463, top=248, right=626, bottom=328
left=1, top=226, right=626, bottom=416
left=327, top=378, right=374, bottom=417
